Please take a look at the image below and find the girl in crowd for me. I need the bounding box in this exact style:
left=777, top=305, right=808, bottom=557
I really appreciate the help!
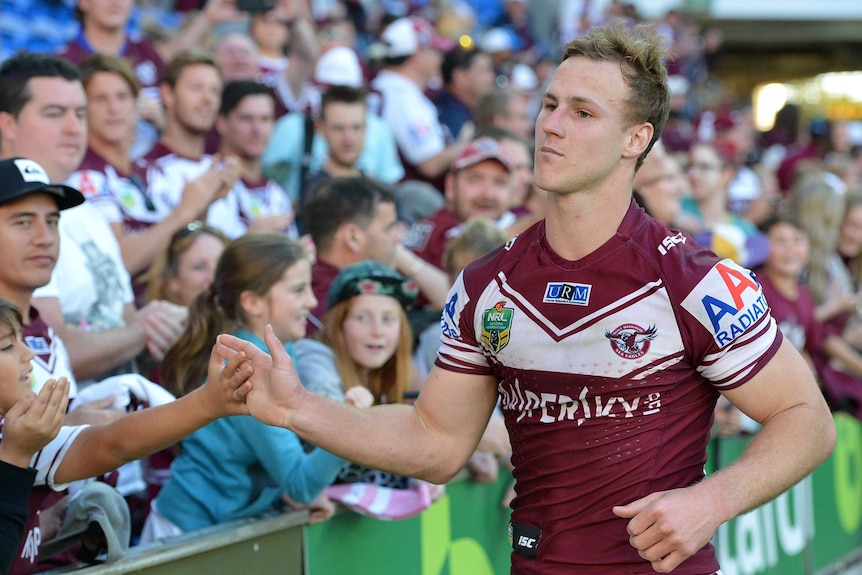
left=0, top=298, right=252, bottom=573
left=294, top=260, right=418, bottom=407
left=145, top=222, right=230, bottom=307
left=142, top=234, right=348, bottom=542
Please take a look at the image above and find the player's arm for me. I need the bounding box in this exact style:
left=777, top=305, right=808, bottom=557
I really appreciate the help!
left=615, top=338, right=835, bottom=573
left=220, top=326, right=499, bottom=484
left=52, top=344, right=253, bottom=485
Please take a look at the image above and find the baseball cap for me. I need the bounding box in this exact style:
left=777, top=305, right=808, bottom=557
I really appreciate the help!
left=0, top=158, right=85, bottom=210
left=481, top=28, right=516, bottom=53
left=327, top=260, right=419, bottom=310
left=314, top=46, right=364, bottom=88
left=380, top=17, right=453, bottom=58
left=452, top=137, right=512, bottom=173
left=41, top=481, right=131, bottom=564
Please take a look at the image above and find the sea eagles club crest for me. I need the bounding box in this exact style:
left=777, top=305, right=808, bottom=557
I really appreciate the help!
left=605, top=324, right=657, bottom=359
left=482, top=301, right=513, bottom=353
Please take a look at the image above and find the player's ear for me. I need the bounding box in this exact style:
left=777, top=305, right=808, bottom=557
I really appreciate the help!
left=623, top=122, right=654, bottom=160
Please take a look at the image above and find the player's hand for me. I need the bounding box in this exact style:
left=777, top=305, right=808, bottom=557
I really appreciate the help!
left=612, top=487, right=721, bottom=573
left=344, top=386, right=373, bottom=408
left=0, top=378, right=69, bottom=468
left=467, top=450, right=499, bottom=483
left=201, top=341, right=253, bottom=416
left=216, top=325, right=307, bottom=428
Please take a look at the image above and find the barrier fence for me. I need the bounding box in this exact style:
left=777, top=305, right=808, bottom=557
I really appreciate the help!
left=48, top=413, right=862, bottom=575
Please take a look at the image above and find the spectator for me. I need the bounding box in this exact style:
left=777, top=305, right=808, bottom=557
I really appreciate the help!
left=0, top=54, right=165, bottom=390
left=223, top=22, right=834, bottom=574
left=434, top=47, right=494, bottom=139
left=146, top=50, right=244, bottom=239
left=0, top=361, right=67, bottom=575
left=216, top=80, right=297, bottom=236
left=59, top=0, right=245, bottom=158
left=145, top=224, right=230, bottom=308
left=474, top=86, right=535, bottom=140
left=295, top=260, right=418, bottom=405
left=0, top=297, right=252, bottom=574
left=403, top=136, right=516, bottom=270
left=73, top=53, right=227, bottom=284
left=262, top=48, right=404, bottom=207
left=142, top=234, right=346, bottom=541
left=370, top=16, right=472, bottom=190
left=248, top=0, right=320, bottom=117
left=302, top=177, right=450, bottom=333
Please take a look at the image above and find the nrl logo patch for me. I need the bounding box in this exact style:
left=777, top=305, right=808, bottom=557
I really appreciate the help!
left=482, top=301, right=513, bottom=353
left=605, top=323, right=657, bottom=359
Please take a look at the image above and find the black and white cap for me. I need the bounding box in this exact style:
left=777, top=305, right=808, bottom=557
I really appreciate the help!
left=0, top=157, right=85, bottom=210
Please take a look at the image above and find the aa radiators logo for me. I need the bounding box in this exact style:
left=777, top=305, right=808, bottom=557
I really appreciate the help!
left=482, top=301, right=513, bottom=353
left=605, top=323, right=657, bottom=359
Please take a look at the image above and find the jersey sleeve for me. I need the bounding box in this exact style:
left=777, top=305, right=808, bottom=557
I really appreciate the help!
left=29, top=425, right=88, bottom=491
left=679, top=258, right=782, bottom=390
left=435, top=273, right=495, bottom=376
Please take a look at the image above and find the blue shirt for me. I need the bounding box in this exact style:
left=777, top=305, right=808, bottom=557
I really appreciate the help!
left=155, top=329, right=346, bottom=532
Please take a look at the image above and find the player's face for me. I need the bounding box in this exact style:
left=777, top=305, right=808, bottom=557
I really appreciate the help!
left=318, top=101, right=366, bottom=170
left=0, top=194, right=61, bottom=299
left=342, top=294, right=402, bottom=371
left=218, top=94, right=275, bottom=160
left=765, top=221, right=809, bottom=279
left=0, top=322, right=35, bottom=415
left=165, top=64, right=222, bottom=136
left=446, top=160, right=512, bottom=221
left=258, top=259, right=317, bottom=343
left=86, top=71, right=138, bottom=148
left=165, top=232, right=225, bottom=306
left=534, top=57, right=637, bottom=196
left=78, top=0, right=133, bottom=31
left=359, top=201, right=403, bottom=267
left=0, top=77, right=87, bottom=182
left=838, top=204, right=862, bottom=259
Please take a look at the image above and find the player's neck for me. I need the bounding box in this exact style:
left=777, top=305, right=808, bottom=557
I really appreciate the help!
left=544, top=188, right=630, bottom=261
left=0, top=290, right=31, bottom=324
left=323, top=157, right=360, bottom=177
left=83, top=23, right=126, bottom=55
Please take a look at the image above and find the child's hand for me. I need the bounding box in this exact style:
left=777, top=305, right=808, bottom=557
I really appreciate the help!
left=203, top=341, right=253, bottom=417
left=344, top=386, right=373, bottom=409
left=0, top=378, right=69, bottom=468
left=282, top=491, right=335, bottom=525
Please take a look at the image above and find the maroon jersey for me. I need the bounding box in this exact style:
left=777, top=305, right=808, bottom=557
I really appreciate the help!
left=403, top=207, right=460, bottom=269
left=756, top=273, right=822, bottom=355
left=59, top=35, right=164, bottom=100
left=308, top=259, right=341, bottom=336
left=437, top=201, right=781, bottom=574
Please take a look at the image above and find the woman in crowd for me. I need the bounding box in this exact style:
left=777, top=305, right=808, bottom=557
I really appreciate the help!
left=142, top=234, right=350, bottom=542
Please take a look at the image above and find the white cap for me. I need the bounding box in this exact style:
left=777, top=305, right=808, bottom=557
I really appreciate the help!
left=510, top=63, right=538, bottom=92
left=481, top=28, right=515, bottom=53
left=380, top=17, right=452, bottom=58
left=314, top=47, right=363, bottom=88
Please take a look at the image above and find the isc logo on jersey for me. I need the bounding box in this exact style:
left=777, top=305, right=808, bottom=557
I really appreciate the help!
left=681, top=259, right=768, bottom=348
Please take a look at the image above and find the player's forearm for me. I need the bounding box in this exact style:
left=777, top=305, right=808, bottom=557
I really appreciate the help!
left=288, top=391, right=464, bottom=484
left=117, top=210, right=197, bottom=276
left=698, top=400, right=835, bottom=523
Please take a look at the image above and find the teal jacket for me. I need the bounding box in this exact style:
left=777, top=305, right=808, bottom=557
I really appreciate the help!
left=155, top=329, right=345, bottom=532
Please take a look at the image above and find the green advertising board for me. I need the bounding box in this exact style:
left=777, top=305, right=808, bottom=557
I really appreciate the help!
left=306, top=414, right=862, bottom=575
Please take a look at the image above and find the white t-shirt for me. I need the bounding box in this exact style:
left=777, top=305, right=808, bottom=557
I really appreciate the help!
left=371, top=69, right=446, bottom=166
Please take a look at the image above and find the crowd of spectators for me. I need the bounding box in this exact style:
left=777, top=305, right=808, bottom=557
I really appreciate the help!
left=0, top=0, right=861, bottom=573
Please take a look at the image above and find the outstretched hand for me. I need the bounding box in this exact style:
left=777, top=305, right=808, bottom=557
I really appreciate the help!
left=203, top=339, right=253, bottom=417
left=0, top=378, right=69, bottom=468
left=215, top=325, right=306, bottom=428
left=612, top=487, right=721, bottom=573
